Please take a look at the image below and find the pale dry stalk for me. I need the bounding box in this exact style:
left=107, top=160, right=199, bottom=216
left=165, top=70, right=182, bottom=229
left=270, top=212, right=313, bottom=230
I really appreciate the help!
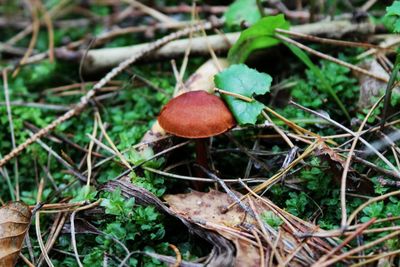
left=0, top=21, right=217, bottom=168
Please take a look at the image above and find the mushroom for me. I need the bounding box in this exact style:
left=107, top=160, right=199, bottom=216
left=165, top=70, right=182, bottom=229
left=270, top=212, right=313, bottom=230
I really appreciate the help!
left=158, top=90, right=235, bottom=186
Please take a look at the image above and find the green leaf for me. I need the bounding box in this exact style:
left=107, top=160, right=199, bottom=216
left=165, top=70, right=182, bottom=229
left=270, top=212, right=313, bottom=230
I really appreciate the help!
left=385, top=1, right=400, bottom=32
left=285, top=43, right=351, bottom=120
left=387, top=1, right=400, bottom=16
left=224, top=0, right=261, bottom=27
left=362, top=202, right=384, bottom=219
left=228, top=14, right=290, bottom=63
left=214, top=64, right=272, bottom=125
left=260, top=211, right=283, bottom=229
left=71, top=185, right=97, bottom=202
left=101, top=187, right=135, bottom=217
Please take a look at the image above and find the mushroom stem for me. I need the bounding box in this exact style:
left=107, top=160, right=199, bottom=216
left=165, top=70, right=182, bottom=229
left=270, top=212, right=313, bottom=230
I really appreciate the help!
left=194, top=138, right=208, bottom=189
left=195, top=138, right=208, bottom=169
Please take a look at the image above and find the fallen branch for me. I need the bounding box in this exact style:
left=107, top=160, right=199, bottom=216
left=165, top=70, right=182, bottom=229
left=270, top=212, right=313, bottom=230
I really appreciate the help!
left=83, top=19, right=375, bottom=72
left=0, top=21, right=219, bottom=168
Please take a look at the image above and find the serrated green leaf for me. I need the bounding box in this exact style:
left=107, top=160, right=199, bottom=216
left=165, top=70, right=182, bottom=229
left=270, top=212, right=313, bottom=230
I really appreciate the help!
left=228, top=14, right=290, bottom=63
left=224, top=0, right=261, bottom=27
left=214, top=64, right=272, bottom=125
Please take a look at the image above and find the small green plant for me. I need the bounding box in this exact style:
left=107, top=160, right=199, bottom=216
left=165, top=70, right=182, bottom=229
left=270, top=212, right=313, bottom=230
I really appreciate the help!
left=261, top=211, right=283, bottom=229
left=2, top=1, right=400, bottom=265
left=78, top=188, right=168, bottom=266
left=286, top=46, right=352, bottom=120
left=281, top=59, right=359, bottom=122
left=299, top=157, right=332, bottom=197
left=285, top=192, right=308, bottom=217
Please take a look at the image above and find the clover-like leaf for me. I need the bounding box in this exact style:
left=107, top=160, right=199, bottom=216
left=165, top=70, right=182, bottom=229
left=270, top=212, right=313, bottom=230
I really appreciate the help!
left=228, top=14, right=290, bottom=63
left=214, top=64, right=272, bottom=125
left=224, top=0, right=261, bottom=27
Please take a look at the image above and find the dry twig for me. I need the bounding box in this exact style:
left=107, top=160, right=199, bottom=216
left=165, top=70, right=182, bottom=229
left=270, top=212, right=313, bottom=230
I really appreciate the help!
left=0, top=21, right=218, bottom=168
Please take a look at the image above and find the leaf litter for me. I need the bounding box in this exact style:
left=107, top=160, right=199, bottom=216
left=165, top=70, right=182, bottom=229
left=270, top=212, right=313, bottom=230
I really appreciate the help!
left=1, top=1, right=400, bottom=266
left=0, top=202, right=31, bottom=267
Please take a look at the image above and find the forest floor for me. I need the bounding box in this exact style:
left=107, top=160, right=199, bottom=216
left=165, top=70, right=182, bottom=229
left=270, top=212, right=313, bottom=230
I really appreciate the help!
left=1, top=0, right=400, bottom=266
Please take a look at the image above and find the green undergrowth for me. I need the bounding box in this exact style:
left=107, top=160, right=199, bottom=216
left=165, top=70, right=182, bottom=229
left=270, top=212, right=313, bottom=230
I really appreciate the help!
left=1, top=1, right=400, bottom=266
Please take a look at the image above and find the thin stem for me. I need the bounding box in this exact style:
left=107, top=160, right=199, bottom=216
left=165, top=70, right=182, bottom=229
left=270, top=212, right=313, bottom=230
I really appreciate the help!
left=275, top=33, right=388, bottom=82
left=340, top=96, right=384, bottom=229
left=193, top=138, right=208, bottom=190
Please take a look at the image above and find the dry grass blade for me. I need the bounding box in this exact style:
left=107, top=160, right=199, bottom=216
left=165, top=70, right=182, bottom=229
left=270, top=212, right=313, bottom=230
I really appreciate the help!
left=339, top=96, right=384, bottom=228
left=70, top=199, right=102, bottom=267
left=124, top=0, right=176, bottom=24
left=95, top=112, right=131, bottom=170
left=318, top=230, right=400, bottom=267
left=12, top=0, right=40, bottom=77
left=290, top=101, right=400, bottom=176
left=313, top=218, right=376, bottom=266
left=165, top=190, right=339, bottom=266
left=2, top=70, right=17, bottom=201
left=0, top=202, right=32, bottom=267
left=347, top=189, right=400, bottom=226
left=275, top=34, right=388, bottom=82
left=168, top=244, right=182, bottom=267
left=36, top=0, right=54, bottom=62
left=350, top=248, right=400, bottom=267
left=0, top=20, right=217, bottom=168
left=103, top=180, right=236, bottom=266
left=275, top=28, right=382, bottom=49
left=224, top=141, right=318, bottom=213
left=37, top=212, right=68, bottom=266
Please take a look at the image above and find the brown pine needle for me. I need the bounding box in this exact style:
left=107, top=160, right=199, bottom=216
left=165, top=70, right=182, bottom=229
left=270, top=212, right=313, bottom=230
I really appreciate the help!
left=12, top=0, right=40, bottom=77
left=275, top=33, right=388, bottom=82
left=37, top=0, right=55, bottom=62
left=168, top=244, right=182, bottom=267
left=276, top=28, right=383, bottom=50
left=0, top=21, right=218, bottom=168
left=340, top=96, right=384, bottom=229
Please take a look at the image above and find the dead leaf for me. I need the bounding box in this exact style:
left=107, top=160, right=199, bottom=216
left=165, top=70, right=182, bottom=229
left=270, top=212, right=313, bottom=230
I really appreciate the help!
left=165, top=190, right=262, bottom=266
left=315, top=141, right=346, bottom=167
left=103, top=180, right=236, bottom=266
left=233, top=239, right=261, bottom=267
left=164, top=189, right=251, bottom=227
left=164, top=190, right=340, bottom=266
left=0, top=202, right=32, bottom=267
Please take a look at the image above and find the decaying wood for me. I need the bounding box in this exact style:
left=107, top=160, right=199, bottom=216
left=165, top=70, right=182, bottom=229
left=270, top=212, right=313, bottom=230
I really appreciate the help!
left=0, top=202, right=32, bottom=267
left=83, top=19, right=374, bottom=72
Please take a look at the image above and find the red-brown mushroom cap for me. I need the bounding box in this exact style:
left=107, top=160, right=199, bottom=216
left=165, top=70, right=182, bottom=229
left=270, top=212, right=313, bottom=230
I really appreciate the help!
left=158, top=91, right=235, bottom=138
